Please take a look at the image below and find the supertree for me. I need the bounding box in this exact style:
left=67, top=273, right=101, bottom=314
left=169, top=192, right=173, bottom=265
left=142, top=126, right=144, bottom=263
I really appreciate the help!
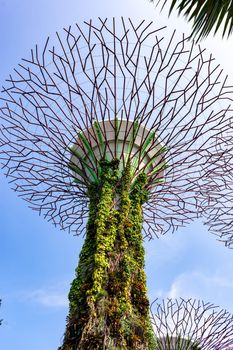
left=151, top=298, right=233, bottom=350
left=1, top=18, right=233, bottom=349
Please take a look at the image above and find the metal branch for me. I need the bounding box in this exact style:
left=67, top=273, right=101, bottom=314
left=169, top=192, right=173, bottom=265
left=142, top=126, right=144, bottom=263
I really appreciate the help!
left=1, top=18, right=233, bottom=246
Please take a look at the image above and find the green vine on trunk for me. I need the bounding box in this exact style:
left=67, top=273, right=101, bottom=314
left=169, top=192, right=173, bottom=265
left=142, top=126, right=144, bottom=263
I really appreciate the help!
left=59, top=159, right=157, bottom=350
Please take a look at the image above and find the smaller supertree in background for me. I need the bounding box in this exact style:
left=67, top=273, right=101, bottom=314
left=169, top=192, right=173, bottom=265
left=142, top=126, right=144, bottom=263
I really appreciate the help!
left=1, top=18, right=233, bottom=349
left=151, top=298, right=233, bottom=350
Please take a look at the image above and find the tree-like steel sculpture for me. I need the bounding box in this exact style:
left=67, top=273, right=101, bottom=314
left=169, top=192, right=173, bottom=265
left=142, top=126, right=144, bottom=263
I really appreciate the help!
left=151, top=298, right=233, bottom=350
left=1, top=18, right=233, bottom=349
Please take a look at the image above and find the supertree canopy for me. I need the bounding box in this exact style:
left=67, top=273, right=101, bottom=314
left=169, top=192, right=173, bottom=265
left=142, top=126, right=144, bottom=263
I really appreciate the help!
left=1, top=18, right=233, bottom=244
left=151, top=298, right=233, bottom=350
left=1, top=18, right=233, bottom=349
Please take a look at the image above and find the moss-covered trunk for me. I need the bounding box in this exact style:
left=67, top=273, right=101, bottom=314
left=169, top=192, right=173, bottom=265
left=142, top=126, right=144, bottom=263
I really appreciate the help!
left=60, top=160, right=156, bottom=350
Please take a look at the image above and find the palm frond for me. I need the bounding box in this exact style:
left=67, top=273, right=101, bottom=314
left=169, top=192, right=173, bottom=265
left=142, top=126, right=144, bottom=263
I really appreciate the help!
left=155, top=0, right=233, bottom=40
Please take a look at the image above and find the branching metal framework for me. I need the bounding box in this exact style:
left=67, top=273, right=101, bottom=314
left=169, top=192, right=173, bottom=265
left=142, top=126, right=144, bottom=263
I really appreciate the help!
left=1, top=18, right=233, bottom=245
left=151, top=298, right=233, bottom=349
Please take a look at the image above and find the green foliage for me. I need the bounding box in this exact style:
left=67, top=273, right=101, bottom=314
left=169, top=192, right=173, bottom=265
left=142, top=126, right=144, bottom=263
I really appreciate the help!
left=68, top=119, right=167, bottom=189
left=60, top=160, right=156, bottom=350
left=156, top=0, right=233, bottom=40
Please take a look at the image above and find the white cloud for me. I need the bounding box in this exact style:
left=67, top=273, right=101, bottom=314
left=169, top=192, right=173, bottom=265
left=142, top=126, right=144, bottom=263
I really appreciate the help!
left=166, top=270, right=233, bottom=313
left=6, top=283, right=70, bottom=308
left=25, top=288, right=68, bottom=308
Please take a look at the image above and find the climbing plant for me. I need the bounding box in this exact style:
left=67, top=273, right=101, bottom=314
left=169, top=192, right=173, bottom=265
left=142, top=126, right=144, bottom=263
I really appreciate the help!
left=60, top=159, right=156, bottom=350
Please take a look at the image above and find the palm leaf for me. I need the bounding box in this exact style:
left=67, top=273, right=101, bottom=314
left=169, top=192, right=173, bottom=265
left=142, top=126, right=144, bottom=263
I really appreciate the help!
left=155, top=0, right=233, bottom=40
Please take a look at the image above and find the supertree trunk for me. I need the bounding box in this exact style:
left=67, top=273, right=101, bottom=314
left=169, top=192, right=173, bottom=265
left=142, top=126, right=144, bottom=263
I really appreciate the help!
left=60, top=160, right=156, bottom=350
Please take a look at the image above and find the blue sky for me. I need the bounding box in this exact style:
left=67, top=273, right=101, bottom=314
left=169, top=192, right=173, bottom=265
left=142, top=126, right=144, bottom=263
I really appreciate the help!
left=1, top=1, right=233, bottom=349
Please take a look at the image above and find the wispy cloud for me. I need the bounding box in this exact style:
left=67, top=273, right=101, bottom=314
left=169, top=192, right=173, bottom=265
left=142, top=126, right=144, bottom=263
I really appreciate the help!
left=24, top=288, right=68, bottom=308
left=4, top=283, right=69, bottom=308
left=165, top=270, right=233, bottom=313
